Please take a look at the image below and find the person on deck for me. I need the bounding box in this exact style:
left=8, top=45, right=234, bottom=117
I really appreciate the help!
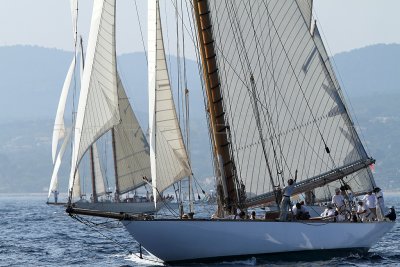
left=250, top=211, right=256, bottom=220
left=362, top=191, right=377, bottom=220
left=373, top=187, right=385, bottom=220
left=385, top=206, right=396, bottom=221
left=53, top=190, right=59, bottom=204
left=292, top=202, right=310, bottom=220
left=356, top=200, right=372, bottom=222
left=320, top=203, right=336, bottom=219
left=279, top=170, right=298, bottom=221
left=332, top=188, right=345, bottom=212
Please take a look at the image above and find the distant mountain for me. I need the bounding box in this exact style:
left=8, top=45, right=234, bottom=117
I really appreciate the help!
left=333, top=43, right=400, bottom=97
left=0, top=44, right=399, bottom=193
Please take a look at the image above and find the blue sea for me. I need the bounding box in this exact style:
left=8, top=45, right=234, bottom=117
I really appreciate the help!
left=0, top=193, right=399, bottom=266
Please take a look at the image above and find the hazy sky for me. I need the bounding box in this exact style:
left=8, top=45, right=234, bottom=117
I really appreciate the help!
left=1, top=0, right=399, bottom=59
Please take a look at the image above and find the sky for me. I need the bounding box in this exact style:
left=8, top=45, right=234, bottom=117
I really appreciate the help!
left=1, top=0, right=400, bottom=59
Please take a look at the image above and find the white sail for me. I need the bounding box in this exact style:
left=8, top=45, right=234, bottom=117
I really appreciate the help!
left=92, top=143, right=107, bottom=196
left=52, top=0, right=79, bottom=163
left=70, top=0, right=78, bottom=44
left=204, top=0, right=374, bottom=202
left=114, top=73, right=152, bottom=194
left=69, top=0, right=119, bottom=193
left=148, top=0, right=191, bottom=202
left=296, top=0, right=313, bottom=29
left=52, top=57, right=75, bottom=163
left=48, top=129, right=72, bottom=200
left=72, top=170, right=81, bottom=199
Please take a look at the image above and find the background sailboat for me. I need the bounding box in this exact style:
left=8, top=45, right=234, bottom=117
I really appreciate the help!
left=51, top=0, right=169, bottom=214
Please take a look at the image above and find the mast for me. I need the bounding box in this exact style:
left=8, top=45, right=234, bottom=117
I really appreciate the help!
left=193, top=0, right=237, bottom=213
left=89, top=146, right=98, bottom=202
left=111, top=128, right=120, bottom=202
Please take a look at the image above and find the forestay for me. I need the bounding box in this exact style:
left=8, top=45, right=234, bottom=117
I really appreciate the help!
left=206, top=0, right=375, bottom=204
left=148, top=0, right=191, bottom=201
left=69, top=0, right=120, bottom=192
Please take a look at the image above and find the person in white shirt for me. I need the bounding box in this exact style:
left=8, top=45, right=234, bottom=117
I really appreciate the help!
left=321, top=203, right=337, bottom=219
left=362, top=191, right=377, bottom=220
left=373, top=187, right=385, bottom=220
left=332, top=188, right=345, bottom=211
left=357, top=200, right=372, bottom=222
left=279, top=170, right=298, bottom=221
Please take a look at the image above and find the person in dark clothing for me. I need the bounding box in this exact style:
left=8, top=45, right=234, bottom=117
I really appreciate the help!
left=385, top=206, right=396, bottom=221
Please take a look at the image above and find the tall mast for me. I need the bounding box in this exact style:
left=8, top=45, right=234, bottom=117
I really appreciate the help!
left=111, top=128, right=120, bottom=202
left=193, top=0, right=237, bottom=212
left=89, top=146, right=98, bottom=202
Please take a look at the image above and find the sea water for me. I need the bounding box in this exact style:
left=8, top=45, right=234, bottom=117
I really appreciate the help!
left=0, top=193, right=399, bottom=266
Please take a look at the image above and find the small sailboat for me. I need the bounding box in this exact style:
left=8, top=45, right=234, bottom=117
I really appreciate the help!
left=50, top=0, right=167, bottom=214
left=121, top=0, right=395, bottom=262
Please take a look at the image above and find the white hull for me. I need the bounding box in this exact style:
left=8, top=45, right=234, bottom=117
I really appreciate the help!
left=123, top=220, right=395, bottom=262
left=73, top=201, right=165, bottom=214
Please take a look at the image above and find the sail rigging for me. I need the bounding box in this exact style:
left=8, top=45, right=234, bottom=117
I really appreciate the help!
left=148, top=0, right=191, bottom=203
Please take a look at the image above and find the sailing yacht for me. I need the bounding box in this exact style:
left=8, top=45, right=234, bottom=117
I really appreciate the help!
left=50, top=0, right=168, bottom=214
left=119, top=0, right=395, bottom=262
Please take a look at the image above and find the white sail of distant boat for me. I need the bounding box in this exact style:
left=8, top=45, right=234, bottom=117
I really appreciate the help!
left=64, top=0, right=165, bottom=214
left=48, top=129, right=71, bottom=201
left=48, top=0, right=79, bottom=204
left=148, top=0, right=191, bottom=206
left=92, top=143, right=107, bottom=196
left=119, top=0, right=395, bottom=263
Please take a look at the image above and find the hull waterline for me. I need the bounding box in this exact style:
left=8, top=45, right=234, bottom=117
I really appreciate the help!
left=122, top=220, right=395, bottom=262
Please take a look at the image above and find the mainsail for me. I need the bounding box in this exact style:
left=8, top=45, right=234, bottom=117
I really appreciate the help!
left=296, top=0, right=313, bottom=29
left=201, top=0, right=375, bottom=206
left=69, top=0, right=120, bottom=192
left=148, top=0, right=191, bottom=203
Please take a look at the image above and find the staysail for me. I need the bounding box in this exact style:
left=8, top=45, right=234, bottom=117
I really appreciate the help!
left=148, top=0, right=191, bottom=203
left=92, top=143, right=107, bottom=196
left=113, top=73, right=152, bottom=194
left=69, top=0, right=119, bottom=193
left=202, top=0, right=375, bottom=205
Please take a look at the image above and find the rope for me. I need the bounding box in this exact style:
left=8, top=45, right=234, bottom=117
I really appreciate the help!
left=133, top=0, right=148, bottom=64
left=69, top=214, right=164, bottom=264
